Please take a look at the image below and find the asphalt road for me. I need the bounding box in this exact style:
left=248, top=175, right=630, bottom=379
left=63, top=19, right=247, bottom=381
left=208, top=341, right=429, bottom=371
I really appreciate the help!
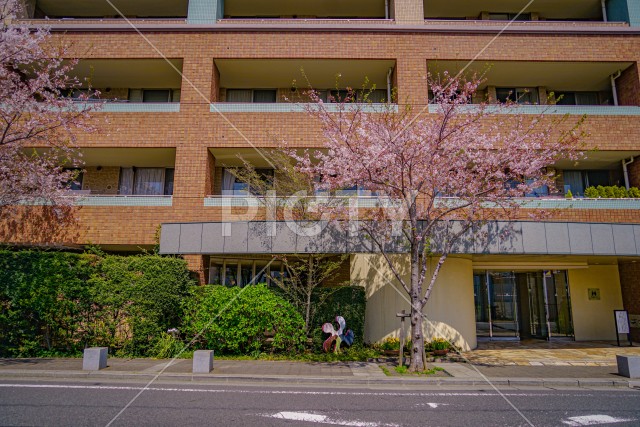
left=0, top=380, right=638, bottom=427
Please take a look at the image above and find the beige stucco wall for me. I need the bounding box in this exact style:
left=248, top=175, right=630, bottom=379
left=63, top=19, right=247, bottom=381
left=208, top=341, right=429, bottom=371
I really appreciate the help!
left=350, top=254, right=476, bottom=351
left=568, top=265, right=624, bottom=341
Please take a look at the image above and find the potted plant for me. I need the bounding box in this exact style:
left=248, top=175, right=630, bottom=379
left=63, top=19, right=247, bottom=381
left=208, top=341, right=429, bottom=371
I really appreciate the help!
left=380, top=337, right=400, bottom=356
left=430, top=338, right=450, bottom=356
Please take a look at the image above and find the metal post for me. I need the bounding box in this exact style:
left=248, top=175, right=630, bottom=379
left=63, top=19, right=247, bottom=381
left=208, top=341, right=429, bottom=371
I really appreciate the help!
left=396, top=310, right=410, bottom=368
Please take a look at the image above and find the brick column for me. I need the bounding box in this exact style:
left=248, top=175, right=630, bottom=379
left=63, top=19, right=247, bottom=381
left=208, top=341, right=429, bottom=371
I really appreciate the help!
left=173, top=146, right=215, bottom=201
left=184, top=254, right=211, bottom=285
left=180, top=56, right=214, bottom=106
left=211, top=61, right=221, bottom=102
left=392, top=0, right=424, bottom=24
left=619, top=262, right=640, bottom=342
left=617, top=63, right=640, bottom=106
left=396, top=57, right=428, bottom=107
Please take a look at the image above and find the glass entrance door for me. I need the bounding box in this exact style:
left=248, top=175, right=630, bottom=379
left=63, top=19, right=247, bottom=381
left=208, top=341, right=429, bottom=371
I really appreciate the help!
left=473, top=271, right=519, bottom=339
left=526, top=271, right=574, bottom=339
left=475, top=270, right=574, bottom=341
left=488, top=272, right=519, bottom=338
left=526, top=272, right=548, bottom=339
left=546, top=271, right=574, bottom=338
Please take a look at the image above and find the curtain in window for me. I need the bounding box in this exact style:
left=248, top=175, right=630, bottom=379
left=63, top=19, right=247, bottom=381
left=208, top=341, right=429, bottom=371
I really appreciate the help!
left=222, top=169, right=236, bottom=195
left=143, top=90, right=171, bottom=103
left=563, top=171, right=584, bottom=196
left=367, top=89, right=387, bottom=103
left=226, top=89, right=252, bottom=103
left=119, top=167, right=134, bottom=195
left=576, top=92, right=599, bottom=106
left=253, top=90, right=277, bottom=103
left=134, top=168, right=165, bottom=195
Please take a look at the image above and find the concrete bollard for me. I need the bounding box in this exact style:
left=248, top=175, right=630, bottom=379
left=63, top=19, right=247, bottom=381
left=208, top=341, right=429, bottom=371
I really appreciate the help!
left=193, top=350, right=214, bottom=374
left=617, top=355, right=640, bottom=379
left=83, top=347, right=108, bottom=371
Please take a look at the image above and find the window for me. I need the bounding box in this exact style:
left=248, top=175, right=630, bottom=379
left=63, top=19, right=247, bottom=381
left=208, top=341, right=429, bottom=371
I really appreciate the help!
left=63, top=88, right=100, bottom=102
left=555, top=91, right=601, bottom=106
left=496, top=87, right=539, bottom=104
left=488, top=13, right=531, bottom=21
left=128, top=89, right=180, bottom=103
left=563, top=170, right=611, bottom=196
left=63, top=168, right=84, bottom=191
left=118, top=167, right=174, bottom=195
left=209, top=259, right=282, bottom=287
left=221, top=168, right=274, bottom=195
left=226, top=89, right=277, bottom=103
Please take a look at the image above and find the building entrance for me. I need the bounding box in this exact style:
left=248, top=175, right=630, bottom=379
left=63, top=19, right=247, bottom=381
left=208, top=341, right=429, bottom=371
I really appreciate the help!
left=473, top=270, right=574, bottom=340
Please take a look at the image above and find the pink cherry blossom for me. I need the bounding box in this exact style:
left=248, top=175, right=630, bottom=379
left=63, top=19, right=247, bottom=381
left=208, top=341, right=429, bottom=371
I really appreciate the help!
left=288, top=72, right=584, bottom=371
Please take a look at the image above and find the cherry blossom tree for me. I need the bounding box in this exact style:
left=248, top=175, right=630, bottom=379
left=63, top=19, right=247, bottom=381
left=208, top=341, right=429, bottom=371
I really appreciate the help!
left=290, top=73, right=584, bottom=371
left=0, top=0, right=98, bottom=228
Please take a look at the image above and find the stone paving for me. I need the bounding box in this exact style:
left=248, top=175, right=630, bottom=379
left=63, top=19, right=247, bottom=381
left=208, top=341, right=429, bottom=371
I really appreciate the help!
left=464, top=339, right=640, bottom=366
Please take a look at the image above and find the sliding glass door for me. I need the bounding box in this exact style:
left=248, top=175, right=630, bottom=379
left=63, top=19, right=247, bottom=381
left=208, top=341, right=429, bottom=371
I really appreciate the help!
left=473, top=271, right=519, bottom=339
left=475, top=270, right=574, bottom=340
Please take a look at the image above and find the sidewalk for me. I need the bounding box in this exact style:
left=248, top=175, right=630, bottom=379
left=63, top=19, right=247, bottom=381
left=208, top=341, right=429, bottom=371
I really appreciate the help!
left=0, top=358, right=637, bottom=389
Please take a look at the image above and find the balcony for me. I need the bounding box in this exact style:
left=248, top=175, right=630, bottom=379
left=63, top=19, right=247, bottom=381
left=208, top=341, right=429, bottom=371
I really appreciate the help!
left=21, top=0, right=188, bottom=23
left=211, top=59, right=396, bottom=113
left=62, top=148, right=176, bottom=205
left=67, top=59, right=183, bottom=113
left=221, top=0, right=388, bottom=22
left=427, top=60, right=638, bottom=112
left=423, top=0, right=629, bottom=27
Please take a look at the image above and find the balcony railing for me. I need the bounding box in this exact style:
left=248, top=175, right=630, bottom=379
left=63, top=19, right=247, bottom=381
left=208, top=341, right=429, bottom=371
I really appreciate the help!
left=210, top=103, right=398, bottom=113
left=428, top=104, right=640, bottom=116
left=204, top=195, right=640, bottom=210
left=74, top=195, right=173, bottom=206
left=96, top=102, right=181, bottom=113
left=204, top=195, right=400, bottom=208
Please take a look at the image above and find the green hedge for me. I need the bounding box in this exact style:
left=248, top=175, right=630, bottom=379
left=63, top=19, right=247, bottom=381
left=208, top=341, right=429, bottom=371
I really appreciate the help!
left=182, top=284, right=306, bottom=355
left=583, top=185, right=640, bottom=198
left=87, top=255, right=193, bottom=356
left=0, top=250, right=367, bottom=357
left=309, top=286, right=366, bottom=350
left=0, top=251, right=96, bottom=356
left=0, top=251, right=193, bottom=357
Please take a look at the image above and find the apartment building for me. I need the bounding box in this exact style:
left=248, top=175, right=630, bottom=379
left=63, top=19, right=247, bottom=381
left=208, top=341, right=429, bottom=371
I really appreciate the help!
left=10, top=0, right=640, bottom=349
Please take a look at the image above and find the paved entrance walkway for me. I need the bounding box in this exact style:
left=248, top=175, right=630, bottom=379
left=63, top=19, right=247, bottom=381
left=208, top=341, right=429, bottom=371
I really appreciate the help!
left=464, top=340, right=640, bottom=366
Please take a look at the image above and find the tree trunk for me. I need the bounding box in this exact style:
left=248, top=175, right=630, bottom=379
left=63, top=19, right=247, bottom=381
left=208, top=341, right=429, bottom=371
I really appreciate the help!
left=304, top=256, right=314, bottom=334
left=409, top=297, right=426, bottom=372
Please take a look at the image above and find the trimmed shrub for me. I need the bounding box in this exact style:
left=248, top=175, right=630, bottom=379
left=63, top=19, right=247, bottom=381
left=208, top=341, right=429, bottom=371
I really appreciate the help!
left=0, top=250, right=96, bottom=357
left=88, top=255, right=194, bottom=356
left=183, top=284, right=306, bottom=355
left=0, top=250, right=194, bottom=357
left=309, top=286, right=366, bottom=350
left=583, top=187, right=599, bottom=198
left=583, top=185, right=640, bottom=199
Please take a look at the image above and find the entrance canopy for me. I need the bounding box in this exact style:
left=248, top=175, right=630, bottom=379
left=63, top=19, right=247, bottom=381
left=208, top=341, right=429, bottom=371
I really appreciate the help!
left=159, top=220, right=640, bottom=257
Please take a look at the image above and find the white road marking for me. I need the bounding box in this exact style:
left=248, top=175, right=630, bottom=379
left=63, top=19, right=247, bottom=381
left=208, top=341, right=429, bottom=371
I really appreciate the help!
left=561, top=415, right=636, bottom=426
left=424, top=403, right=449, bottom=408
left=267, top=411, right=399, bottom=427
left=0, top=383, right=636, bottom=398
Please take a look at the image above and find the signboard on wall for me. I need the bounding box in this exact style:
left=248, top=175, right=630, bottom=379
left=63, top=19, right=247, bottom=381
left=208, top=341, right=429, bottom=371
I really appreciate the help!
left=588, top=288, right=600, bottom=300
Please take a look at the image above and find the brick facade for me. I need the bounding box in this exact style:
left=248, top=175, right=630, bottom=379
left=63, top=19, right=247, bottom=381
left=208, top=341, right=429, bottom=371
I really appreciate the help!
left=2, top=15, right=640, bottom=299
left=617, top=62, right=640, bottom=106
left=82, top=167, right=120, bottom=194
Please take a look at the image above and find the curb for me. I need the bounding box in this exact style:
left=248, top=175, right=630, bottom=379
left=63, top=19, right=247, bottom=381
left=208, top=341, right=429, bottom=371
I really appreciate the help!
left=0, top=369, right=633, bottom=389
